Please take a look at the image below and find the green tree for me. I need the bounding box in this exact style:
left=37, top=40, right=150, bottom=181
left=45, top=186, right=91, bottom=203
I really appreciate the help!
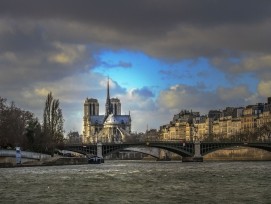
left=43, top=92, right=64, bottom=153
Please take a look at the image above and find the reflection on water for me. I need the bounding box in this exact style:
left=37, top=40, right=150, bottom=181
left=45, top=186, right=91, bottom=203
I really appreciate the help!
left=0, top=161, right=271, bottom=203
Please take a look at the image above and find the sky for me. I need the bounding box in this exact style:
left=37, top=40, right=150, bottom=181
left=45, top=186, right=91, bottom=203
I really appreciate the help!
left=0, top=0, right=271, bottom=134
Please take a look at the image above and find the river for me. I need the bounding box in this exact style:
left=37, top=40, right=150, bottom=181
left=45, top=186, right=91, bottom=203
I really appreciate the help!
left=0, top=161, right=270, bottom=204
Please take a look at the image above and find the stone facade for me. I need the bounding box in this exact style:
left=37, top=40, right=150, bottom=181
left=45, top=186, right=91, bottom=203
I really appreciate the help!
left=160, top=110, right=198, bottom=141
left=160, top=97, right=271, bottom=141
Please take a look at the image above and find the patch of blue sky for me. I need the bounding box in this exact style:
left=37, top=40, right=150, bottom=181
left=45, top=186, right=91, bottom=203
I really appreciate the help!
left=93, top=50, right=256, bottom=96
left=227, top=72, right=259, bottom=93
left=227, top=57, right=241, bottom=64
left=159, top=57, right=230, bottom=91
left=195, top=58, right=231, bottom=91
left=93, top=50, right=167, bottom=94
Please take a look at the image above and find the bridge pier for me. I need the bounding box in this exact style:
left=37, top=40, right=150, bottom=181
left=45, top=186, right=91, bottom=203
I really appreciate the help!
left=97, top=142, right=103, bottom=158
left=182, top=141, right=203, bottom=162
left=181, top=157, right=193, bottom=162
left=193, top=141, right=203, bottom=162
left=181, top=157, right=203, bottom=162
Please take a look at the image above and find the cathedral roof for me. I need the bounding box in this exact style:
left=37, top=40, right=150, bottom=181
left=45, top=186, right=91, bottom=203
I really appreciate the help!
left=104, top=114, right=120, bottom=125
left=89, top=115, right=104, bottom=125
left=90, top=115, right=131, bottom=125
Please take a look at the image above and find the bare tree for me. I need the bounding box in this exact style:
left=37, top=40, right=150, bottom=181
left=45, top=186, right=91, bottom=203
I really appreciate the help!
left=256, top=122, right=271, bottom=141
left=24, top=118, right=42, bottom=151
left=0, top=97, right=35, bottom=148
left=43, top=92, right=64, bottom=153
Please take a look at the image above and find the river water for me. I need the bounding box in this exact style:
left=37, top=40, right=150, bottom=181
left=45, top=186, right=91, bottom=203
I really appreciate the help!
left=0, top=161, right=270, bottom=204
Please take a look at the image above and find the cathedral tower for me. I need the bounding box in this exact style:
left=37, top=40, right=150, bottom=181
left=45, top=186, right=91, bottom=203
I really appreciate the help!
left=84, top=98, right=99, bottom=116
left=111, top=98, right=121, bottom=115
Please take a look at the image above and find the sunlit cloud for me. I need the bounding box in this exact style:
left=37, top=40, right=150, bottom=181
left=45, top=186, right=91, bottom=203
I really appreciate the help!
left=258, top=80, right=271, bottom=97
left=48, top=42, right=86, bottom=65
left=34, top=88, right=51, bottom=97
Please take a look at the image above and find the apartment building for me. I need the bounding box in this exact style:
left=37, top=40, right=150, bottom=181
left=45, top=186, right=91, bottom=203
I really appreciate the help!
left=160, top=97, right=271, bottom=141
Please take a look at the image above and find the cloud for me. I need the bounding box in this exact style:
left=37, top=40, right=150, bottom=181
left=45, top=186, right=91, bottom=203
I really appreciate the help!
left=157, top=84, right=255, bottom=114
left=0, top=1, right=271, bottom=134
left=258, top=80, right=271, bottom=97
left=3, top=71, right=108, bottom=131
left=0, top=2, right=270, bottom=85
left=131, top=87, right=155, bottom=98
left=118, top=88, right=156, bottom=112
left=217, top=86, right=251, bottom=101
left=1, top=1, right=271, bottom=30
left=115, top=88, right=167, bottom=132
left=48, top=42, right=86, bottom=65
left=1, top=1, right=271, bottom=60
left=212, top=54, right=271, bottom=78
left=158, top=85, right=214, bottom=113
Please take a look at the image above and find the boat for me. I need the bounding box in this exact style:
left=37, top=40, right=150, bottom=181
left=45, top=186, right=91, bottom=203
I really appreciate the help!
left=88, top=156, right=104, bottom=164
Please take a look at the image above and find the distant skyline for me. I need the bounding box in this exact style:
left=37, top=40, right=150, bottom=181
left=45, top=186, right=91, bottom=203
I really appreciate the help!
left=1, top=1, right=271, bottom=133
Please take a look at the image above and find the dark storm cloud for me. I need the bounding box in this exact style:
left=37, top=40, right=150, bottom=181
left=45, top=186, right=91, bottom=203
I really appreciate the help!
left=1, top=0, right=271, bottom=30
left=1, top=0, right=271, bottom=132
left=1, top=1, right=271, bottom=61
left=0, top=20, right=93, bottom=83
left=1, top=0, right=270, bottom=86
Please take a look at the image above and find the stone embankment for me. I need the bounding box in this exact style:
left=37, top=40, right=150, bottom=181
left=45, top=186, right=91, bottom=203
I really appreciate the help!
left=204, top=147, right=271, bottom=161
left=0, top=156, right=88, bottom=168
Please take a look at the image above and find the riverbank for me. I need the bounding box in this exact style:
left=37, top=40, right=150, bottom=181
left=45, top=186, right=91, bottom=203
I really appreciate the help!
left=0, top=157, right=88, bottom=168
left=204, top=146, right=271, bottom=161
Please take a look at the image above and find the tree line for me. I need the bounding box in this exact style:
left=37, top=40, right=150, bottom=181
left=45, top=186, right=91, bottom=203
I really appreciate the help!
left=0, top=92, right=64, bottom=155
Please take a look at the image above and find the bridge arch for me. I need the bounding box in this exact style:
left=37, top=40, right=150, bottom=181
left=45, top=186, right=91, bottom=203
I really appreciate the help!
left=103, top=146, right=161, bottom=159
left=102, top=142, right=194, bottom=158
left=58, top=145, right=97, bottom=157
left=147, top=144, right=193, bottom=157
left=122, top=147, right=160, bottom=159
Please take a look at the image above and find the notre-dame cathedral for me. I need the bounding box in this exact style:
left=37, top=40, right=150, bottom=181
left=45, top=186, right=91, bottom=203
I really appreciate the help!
left=83, top=79, right=131, bottom=143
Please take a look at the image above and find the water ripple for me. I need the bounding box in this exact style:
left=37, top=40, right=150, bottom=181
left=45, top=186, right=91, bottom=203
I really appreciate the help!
left=0, top=161, right=270, bottom=203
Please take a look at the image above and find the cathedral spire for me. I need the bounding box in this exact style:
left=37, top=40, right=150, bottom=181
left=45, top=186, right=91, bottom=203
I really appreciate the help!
left=107, top=76, right=110, bottom=101
left=105, top=76, right=112, bottom=116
